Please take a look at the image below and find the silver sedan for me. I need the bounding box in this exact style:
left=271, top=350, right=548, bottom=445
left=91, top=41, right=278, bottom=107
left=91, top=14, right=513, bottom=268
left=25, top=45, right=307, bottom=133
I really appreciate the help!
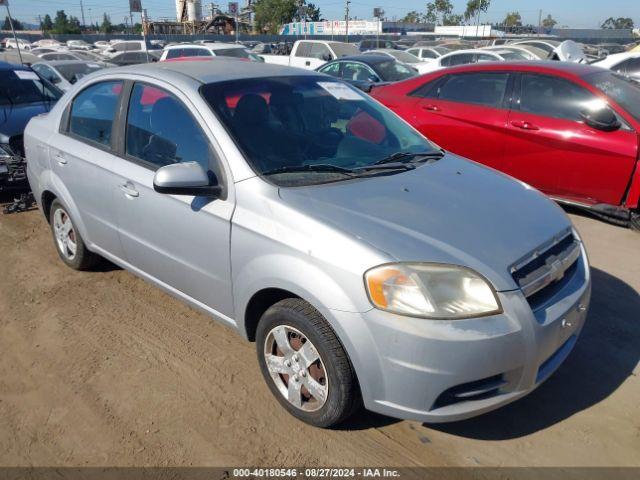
left=25, top=60, right=591, bottom=427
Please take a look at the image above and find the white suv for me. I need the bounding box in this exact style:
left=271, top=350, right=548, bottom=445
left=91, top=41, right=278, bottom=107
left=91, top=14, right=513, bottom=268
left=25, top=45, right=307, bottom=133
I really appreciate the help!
left=160, top=43, right=258, bottom=61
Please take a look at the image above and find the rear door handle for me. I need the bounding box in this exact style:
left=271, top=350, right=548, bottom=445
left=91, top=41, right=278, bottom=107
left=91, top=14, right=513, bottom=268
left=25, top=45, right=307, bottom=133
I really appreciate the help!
left=422, top=104, right=441, bottom=112
left=119, top=183, right=139, bottom=198
left=511, top=120, right=539, bottom=131
left=54, top=153, right=67, bottom=165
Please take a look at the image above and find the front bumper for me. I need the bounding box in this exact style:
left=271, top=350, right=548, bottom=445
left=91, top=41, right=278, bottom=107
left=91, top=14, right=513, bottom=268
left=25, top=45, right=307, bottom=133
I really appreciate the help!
left=329, top=244, right=591, bottom=423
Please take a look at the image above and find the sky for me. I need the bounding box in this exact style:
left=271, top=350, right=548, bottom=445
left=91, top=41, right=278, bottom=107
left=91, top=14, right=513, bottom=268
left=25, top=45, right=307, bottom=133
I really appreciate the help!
left=8, top=0, right=640, bottom=29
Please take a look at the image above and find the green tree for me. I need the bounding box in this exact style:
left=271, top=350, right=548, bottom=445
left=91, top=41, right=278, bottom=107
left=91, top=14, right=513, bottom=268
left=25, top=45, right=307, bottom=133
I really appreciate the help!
left=502, top=11, right=522, bottom=28
left=541, top=14, right=557, bottom=31
left=426, top=0, right=453, bottom=25
left=464, top=0, right=490, bottom=23
left=425, top=3, right=437, bottom=23
left=305, top=2, right=322, bottom=22
left=601, top=17, right=634, bottom=29
left=68, top=15, right=82, bottom=34
left=4, top=16, right=23, bottom=30
left=41, top=14, right=53, bottom=32
left=401, top=11, right=424, bottom=23
left=52, top=10, right=70, bottom=33
left=443, top=13, right=463, bottom=26
left=254, top=0, right=297, bottom=34
left=100, top=13, right=113, bottom=33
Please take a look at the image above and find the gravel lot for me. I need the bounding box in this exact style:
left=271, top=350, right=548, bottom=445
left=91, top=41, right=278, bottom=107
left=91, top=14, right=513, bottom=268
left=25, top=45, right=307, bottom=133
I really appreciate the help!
left=0, top=202, right=638, bottom=467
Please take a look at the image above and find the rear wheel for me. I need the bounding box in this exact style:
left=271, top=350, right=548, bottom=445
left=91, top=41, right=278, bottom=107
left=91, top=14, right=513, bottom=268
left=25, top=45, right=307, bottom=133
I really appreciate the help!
left=256, top=298, right=361, bottom=428
left=630, top=211, right=640, bottom=232
left=49, top=199, right=99, bottom=270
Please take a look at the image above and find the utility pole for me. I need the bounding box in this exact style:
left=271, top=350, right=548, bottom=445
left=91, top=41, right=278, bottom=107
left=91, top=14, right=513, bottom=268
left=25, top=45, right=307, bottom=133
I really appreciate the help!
left=4, top=2, right=23, bottom=65
left=537, top=9, right=542, bottom=37
left=80, top=0, right=86, bottom=28
left=344, top=0, right=350, bottom=42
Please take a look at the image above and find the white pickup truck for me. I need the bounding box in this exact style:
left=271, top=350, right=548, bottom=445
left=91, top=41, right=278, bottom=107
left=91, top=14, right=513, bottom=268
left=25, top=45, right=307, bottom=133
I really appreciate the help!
left=262, top=40, right=360, bottom=70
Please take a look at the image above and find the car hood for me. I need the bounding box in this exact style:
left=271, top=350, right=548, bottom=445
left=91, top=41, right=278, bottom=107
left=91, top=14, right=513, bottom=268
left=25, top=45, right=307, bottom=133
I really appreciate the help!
left=0, top=102, right=53, bottom=143
left=278, top=155, right=572, bottom=291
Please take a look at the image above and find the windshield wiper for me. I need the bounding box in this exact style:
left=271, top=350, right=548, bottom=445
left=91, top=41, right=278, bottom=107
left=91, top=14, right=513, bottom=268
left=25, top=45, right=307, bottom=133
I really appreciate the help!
left=373, top=151, right=444, bottom=166
left=262, top=164, right=356, bottom=176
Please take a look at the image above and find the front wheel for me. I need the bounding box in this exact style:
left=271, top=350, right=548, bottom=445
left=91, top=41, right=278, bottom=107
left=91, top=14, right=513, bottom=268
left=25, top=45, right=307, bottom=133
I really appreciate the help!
left=256, top=298, right=361, bottom=428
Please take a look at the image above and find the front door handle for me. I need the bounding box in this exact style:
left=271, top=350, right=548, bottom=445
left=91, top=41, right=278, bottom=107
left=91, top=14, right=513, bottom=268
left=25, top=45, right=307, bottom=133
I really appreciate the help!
left=305, top=60, right=311, bottom=66
left=54, top=153, right=67, bottom=165
left=511, top=120, right=540, bottom=131
left=422, top=104, right=441, bottom=112
left=119, top=183, right=139, bottom=198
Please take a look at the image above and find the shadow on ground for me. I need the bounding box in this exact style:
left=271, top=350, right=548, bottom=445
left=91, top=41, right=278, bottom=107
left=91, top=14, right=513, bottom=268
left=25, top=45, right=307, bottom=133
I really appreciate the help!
left=427, top=267, right=639, bottom=440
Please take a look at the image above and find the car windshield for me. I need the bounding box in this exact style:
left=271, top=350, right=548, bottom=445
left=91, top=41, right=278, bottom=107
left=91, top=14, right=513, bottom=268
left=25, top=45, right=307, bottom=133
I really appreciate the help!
left=330, top=43, right=360, bottom=58
left=55, top=63, right=104, bottom=83
left=375, top=60, right=417, bottom=81
left=584, top=70, right=640, bottom=122
left=388, top=50, right=421, bottom=64
left=0, top=69, right=61, bottom=105
left=200, top=76, right=438, bottom=186
left=498, top=50, right=530, bottom=60
left=214, top=47, right=250, bottom=58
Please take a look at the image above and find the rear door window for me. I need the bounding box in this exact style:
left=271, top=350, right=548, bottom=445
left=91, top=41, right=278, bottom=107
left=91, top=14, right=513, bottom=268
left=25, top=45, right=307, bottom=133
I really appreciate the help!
left=295, top=42, right=312, bottom=58
left=441, top=53, right=474, bottom=66
left=67, top=81, right=122, bottom=147
left=309, top=43, right=332, bottom=60
left=431, top=73, right=509, bottom=108
left=318, top=62, right=342, bottom=77
left=341, top=62, right=376, bottom=82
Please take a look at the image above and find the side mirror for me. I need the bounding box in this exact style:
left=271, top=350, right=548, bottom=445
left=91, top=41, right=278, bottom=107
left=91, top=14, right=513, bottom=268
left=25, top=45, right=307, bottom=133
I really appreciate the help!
left=367, top=75, right=380, bottom=83
left=322, top=53, right=333, bottom=61
left=580, top=107, right=621, bottom=132
left=153, top=161, right=222, bottom=197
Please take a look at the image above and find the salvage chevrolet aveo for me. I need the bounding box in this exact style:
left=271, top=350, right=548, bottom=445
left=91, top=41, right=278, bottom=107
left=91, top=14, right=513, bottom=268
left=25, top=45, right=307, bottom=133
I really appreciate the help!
left=25, top=61, right=591, bottom=428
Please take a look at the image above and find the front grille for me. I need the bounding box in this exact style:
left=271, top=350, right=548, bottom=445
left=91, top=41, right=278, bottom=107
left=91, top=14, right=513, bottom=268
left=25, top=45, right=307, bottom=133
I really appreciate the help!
left=510, top=229, right=581, bottom=309
left=8, top=135, right=24, bottom=158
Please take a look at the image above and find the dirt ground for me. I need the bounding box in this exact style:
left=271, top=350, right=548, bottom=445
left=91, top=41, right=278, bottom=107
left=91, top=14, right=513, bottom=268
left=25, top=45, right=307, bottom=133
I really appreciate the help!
left=0, top=202, right=638, bottom=468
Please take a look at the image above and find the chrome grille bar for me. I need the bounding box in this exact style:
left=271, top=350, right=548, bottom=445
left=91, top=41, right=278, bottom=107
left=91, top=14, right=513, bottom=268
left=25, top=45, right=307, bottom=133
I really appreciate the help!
left=515, top=240, right=581, bottom=298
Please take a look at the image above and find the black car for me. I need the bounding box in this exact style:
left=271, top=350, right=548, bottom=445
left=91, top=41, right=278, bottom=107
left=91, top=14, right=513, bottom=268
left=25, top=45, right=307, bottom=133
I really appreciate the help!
left=316, top=54, right=417, bottom=92
left=0, top=61, right=61, bottom=191
left=109, top=50, right=161, bottom=66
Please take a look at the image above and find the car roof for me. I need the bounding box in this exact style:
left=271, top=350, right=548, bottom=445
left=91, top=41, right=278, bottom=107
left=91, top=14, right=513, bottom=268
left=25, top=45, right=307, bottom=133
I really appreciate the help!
left=36, top=60, right=98, bottom=67
left=329, top=54, right=392, bottom=64
left=433, top=60, right=605, bottom=77
left=165, top=42, right=240, bottom=50
left=93, top=59, right=322, bottom=84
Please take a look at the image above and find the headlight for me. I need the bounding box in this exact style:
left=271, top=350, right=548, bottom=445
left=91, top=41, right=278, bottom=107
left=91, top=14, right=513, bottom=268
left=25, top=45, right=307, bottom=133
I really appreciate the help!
left=364, top=263, right=501, bottom=319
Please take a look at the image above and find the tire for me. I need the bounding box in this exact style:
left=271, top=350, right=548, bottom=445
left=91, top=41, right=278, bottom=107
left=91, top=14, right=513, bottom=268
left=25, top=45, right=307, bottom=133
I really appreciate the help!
left=630, top=211, right=640, bottom=232
left=49, top=199, right=99, bottom=270
left=256, top=298, right=361, bottom=428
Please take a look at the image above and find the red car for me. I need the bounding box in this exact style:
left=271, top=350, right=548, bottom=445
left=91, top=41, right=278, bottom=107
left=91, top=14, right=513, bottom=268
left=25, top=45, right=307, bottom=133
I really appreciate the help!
left=371, top=61, right=640, bottom=228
